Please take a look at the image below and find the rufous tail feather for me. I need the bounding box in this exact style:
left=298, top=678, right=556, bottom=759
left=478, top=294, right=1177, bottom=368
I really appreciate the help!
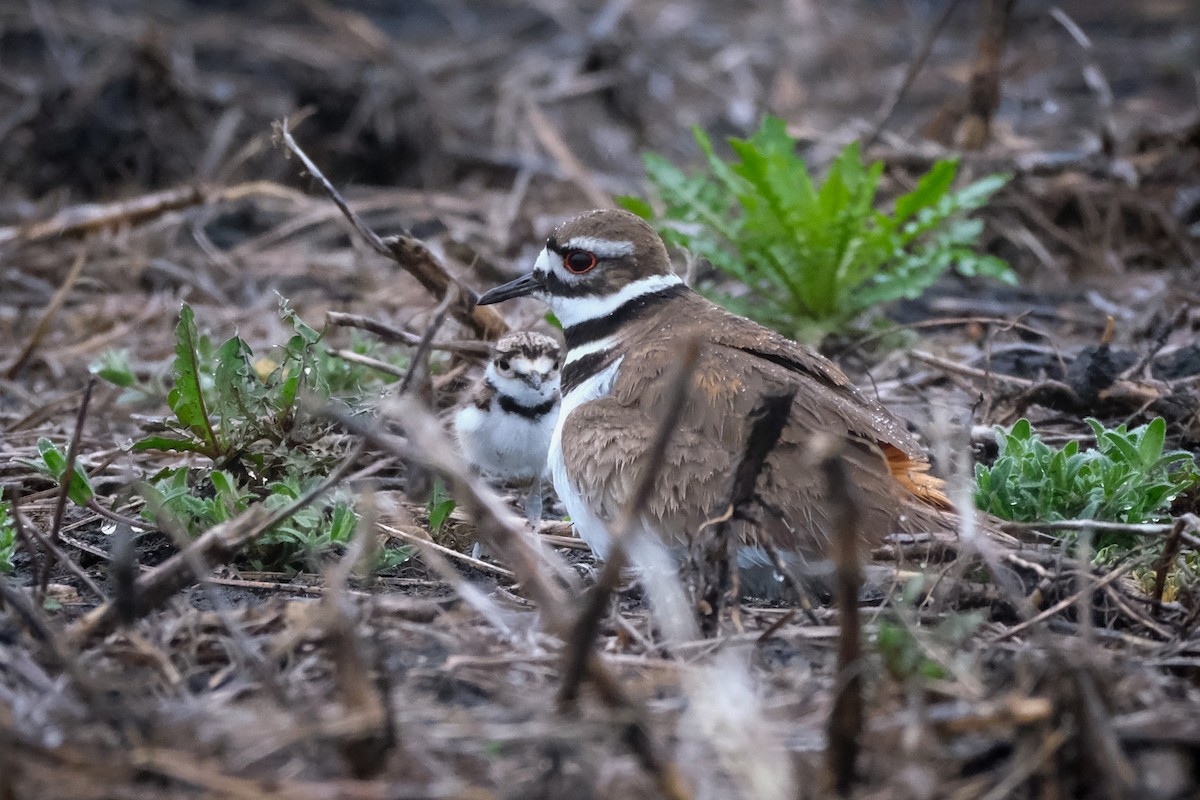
left=881, top=444, right=952, bottom=509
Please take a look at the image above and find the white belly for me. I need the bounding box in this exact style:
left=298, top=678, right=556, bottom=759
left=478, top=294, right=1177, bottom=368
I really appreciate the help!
left=454, top=405, right=554, bottom=481
left=548, top=357, right=624, bottom=558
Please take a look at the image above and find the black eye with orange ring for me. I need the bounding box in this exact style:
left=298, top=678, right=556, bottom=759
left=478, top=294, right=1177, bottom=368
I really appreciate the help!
left=563, top=250, right=597, bottom=274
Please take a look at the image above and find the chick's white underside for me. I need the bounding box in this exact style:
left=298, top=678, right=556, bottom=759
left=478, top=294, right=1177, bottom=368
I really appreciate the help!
left=454, top=403, right=555, bottom=482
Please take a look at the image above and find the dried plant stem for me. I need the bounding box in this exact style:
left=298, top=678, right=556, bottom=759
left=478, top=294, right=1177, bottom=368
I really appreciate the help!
left=325, top=311, right=491, bottom=356
left=276, top=121, right=508, bottom=340
left=558, top=337, right=701, bottom=706
left=816, top=439, right=865, bottom=796
left=39, top=377, right=96, bottom=598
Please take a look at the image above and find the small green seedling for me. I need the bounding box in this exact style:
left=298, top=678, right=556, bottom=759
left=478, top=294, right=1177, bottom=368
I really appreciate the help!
left=0, top=501, right=16, bottom=574
left=27, top=438, right=96, bottom=506
left=427, top=478, right=457, bottom=536
left=876, top=577, right=984, bottom=683
left=975, top=417, right=1199, bottom=557
left=91, top=300, right=411, bottom=572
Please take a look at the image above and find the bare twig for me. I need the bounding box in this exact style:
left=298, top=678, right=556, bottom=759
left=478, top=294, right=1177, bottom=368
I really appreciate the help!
left=814, top=437, right=865, bottom=797
left=558, top=336, right=702, bottom=707
left=276, top=121, right=508, bottom=340
left=1000, top=518, right=1190, bottom=539
left=0, top=185, right=204, bottom=247
left=992, top=561, right=1137, bottom=643
left=523, top=99, right=611, bottom=210
left=696, top=387, right=798, bottom=637
left=1050, top=6, right=1117, bottom=155
left=956, top=0, right=1017, bottom=149
left=864, top=0, right=966, bottom=148
left=378, top=522, right=515, bottom=580
left=837, top=314, right=1051, bottom=358
left=398, top=285, right=456, bottom=396
left=321, top=515, right=396, bottom=778
left=325, top=311, right=491, bottom=356
left=4, top=488, right=44, bottom=584
left=39, top=377, right=96, bottom=597
left=1152, top=517, right=1187, bottom=602
left=909, top=349, right=1038, bottom=387
left=14, top=506, right=106, bottom=602
left=1073, top=666, right=1138, bottom=791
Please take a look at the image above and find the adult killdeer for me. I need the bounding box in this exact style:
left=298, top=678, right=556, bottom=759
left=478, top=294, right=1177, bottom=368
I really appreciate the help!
left=453, top=331, right=561, bottom=524
left=476, top=209, right=952, bottom=588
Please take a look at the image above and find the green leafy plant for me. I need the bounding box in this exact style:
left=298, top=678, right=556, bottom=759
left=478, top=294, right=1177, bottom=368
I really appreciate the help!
left=92, top=300, right=410, bottom=572
left=26, top=438, right=96, bottom=506
left=427, top=478, right=457, bottom=536
left=0, top=501, right=16, bottom=574
left=875, top=578, right=983, bottom=683
left=975, top=417, right=1200, bottom=553
left=619, top=116, right=1015, bottom=341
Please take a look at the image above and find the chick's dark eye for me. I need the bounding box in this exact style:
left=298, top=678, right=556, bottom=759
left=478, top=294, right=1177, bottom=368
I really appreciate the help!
left=563, top=250, right=597, bottom=274
left=496, top=358, right=510, bottom=371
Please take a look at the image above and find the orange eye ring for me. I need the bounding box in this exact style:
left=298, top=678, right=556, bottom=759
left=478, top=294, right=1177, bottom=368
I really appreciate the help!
left=563, top=250, right=597, bottom=274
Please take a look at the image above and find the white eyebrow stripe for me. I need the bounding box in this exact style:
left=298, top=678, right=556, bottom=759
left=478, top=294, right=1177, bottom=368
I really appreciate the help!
left=563, top=236, right=635, bottom=258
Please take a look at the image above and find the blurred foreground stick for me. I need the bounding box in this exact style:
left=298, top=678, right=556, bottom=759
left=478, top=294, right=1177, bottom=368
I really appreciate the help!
left=67, top=506, right=268, bottom=642
left=276, top=120, right=509, bottom=341
left=335, top=398, right=691, bottom=800
left=810, top=435, right=864, bottom=797
left=0, top=185, right=205, bottom=248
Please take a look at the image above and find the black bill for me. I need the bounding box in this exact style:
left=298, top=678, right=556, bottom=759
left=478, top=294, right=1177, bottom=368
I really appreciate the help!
left=477, top=272, right=542, bottom=305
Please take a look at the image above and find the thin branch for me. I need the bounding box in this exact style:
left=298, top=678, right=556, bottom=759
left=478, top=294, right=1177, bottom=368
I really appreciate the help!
left=864, top=0, right=965, bottom=148
left=39, top=377, right=97, bottom=597
left=325, top=311, right=492, bottom=356
left=276, top=121, right=508, bottom=340
left=558, top=336, right=701, bottom=705
left=816, top=437, right=865, bottom=797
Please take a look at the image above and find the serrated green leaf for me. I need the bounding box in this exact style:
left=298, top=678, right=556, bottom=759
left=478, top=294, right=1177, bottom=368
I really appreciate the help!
left=953, top=173, right=1010, bottom=209
left=133, top=436, right=211, bottom=454
left=894, top=160, right=957, bottom=222
left=278, top=295, right=322, bottom=345
left=626, top=117, right=1014, bottom=341
left=213, top=335, right=256, bottom=424
left=169, top=304, right=219, bottom=454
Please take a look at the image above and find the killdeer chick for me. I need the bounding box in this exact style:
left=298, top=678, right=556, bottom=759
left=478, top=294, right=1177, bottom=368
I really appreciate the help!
left=477, top=209, right=953, bottom=594
left=454, top=331, right=561, bottom=525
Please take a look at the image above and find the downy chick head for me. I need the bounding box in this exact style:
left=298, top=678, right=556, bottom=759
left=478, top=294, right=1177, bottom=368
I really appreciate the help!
left=486, top=331, right=561, bottom=406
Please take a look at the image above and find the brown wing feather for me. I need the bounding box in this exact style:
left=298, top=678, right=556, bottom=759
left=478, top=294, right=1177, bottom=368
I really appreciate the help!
left=558, top=292, right=953, bottom=555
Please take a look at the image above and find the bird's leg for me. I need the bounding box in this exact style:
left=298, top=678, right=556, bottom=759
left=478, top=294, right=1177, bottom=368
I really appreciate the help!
left=523, top=476, right=544, bottom=527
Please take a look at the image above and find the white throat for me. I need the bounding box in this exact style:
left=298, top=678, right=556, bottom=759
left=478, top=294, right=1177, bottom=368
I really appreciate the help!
left=485, top=363, right=558, bottom=407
